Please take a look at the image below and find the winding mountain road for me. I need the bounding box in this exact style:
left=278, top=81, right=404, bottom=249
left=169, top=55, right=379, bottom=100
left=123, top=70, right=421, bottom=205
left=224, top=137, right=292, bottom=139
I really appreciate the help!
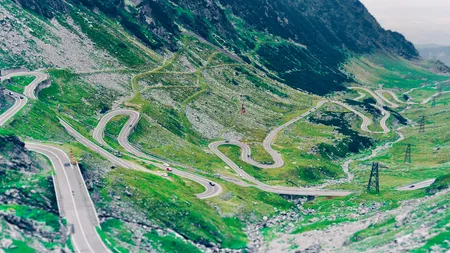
left=26, top=143, right=110, bottom=253
left=0, top=91, right=28, bottom=126
left=92, top=106, right=351, bottom=196
left=420, top=90, right=450, bottom=104
left=0, top=71, right=49, bottom=125
left=1, top=71, right=111, bottom=252
left=209, top=98, right=390, bottom=176
left=374, top=85, right=450, bottom=108
left=2, top=69, right=441, bottom=225
left=208, top=140, right=352, bottom=196
left=350, top=87, right=386, bottom=106
left=92, top=109, right=222, bottom=199
left=0, top=71, right=49, bottom=100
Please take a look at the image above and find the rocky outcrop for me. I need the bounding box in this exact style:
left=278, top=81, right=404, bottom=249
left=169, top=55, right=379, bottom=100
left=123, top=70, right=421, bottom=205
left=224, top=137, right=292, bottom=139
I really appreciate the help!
left=12, top=0, right=67, bottom=18
left=0, top=135, right=57, bottom=210
left=0, top=210, right=68, bottom=242
left=0, top=135, right=36, bottom=172
left=1, top=135, right=66, bottom=250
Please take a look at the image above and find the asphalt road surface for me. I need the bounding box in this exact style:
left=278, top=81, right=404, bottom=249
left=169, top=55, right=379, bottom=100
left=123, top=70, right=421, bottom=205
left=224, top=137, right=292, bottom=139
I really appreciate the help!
left=26, top=143, right=110, bottom=253
left=350, top=87, right=386, bottom=106
left=397, top=179, right=436, bottom=191
left=208, top=97, right=401, bottom=196
left=421, top=91, right=450, bottom=104
left=208, top=141, right=352, bottom=197
left=60, top=118, right=149, bottom=172
left=1, top=71, right=111, bottom=252
left=93, top=109, right=222, bottom=199
left=209, top=98, right=390, bottom=172
left=0, top=91, right=27, bottom=126
left=0, top=71, right=49, bottom=99
left=375, top=90, right=403, bottom=108
left=375, top=87, right=449, bottom=107
left=4, top=70, right=440, bottom=210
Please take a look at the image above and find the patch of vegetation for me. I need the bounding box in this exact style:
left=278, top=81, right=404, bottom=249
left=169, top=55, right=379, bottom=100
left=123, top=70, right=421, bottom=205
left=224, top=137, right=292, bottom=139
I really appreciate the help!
left=99, top=168, right=248, bottom=249
left=383, top=106, right=408, bottom=125
left=0, top=135, right=67, bottom=251
left=345, top=99, right=381, bottom=117
left=4, top=76, right=36, bottom=93
left=0, top=205, right=61, bottom=232
left=295, top=166, right=339, bottom=182
left=347, top=54, right=448, bottom=90
left=69, top=10, right=153, bottom=67
left=350, top=217, right=396, bottom=242
left=425, top=174, right=450, bottom=195
left=144, top=230, right=201, bottom=253
left=309, top=112, right=373, bottom=158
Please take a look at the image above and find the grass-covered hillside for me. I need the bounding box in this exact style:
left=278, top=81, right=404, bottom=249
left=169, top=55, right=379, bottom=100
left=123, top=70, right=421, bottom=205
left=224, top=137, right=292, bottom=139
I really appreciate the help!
left=1, top=0, right=450, bottom=252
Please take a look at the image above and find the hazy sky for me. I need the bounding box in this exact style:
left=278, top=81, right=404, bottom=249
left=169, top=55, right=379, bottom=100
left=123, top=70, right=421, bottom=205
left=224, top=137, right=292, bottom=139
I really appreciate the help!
left=360, top=0, right=450, bottom=46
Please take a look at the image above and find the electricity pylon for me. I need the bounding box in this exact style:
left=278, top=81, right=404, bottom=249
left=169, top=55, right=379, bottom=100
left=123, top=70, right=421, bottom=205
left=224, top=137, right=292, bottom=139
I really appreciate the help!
left=367, top=162, right=380, bottom=194
left=404, top=144, right=412, bottom=164
left=419, top=116, right=425, bottom=133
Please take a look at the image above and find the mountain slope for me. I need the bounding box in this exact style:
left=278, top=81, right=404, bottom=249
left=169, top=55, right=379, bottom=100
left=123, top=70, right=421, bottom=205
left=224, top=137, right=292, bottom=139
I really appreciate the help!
left=10, top=0, right=418, bottom=94
left=1, top=0, right=449, bottom=252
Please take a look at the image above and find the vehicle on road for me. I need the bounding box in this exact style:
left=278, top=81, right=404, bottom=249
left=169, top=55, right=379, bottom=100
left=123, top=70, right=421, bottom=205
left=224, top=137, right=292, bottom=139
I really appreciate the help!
left=20, top=96, right=24, bottom=99
left=166, top=167, right=173, bottom=172
left=209, top=182, right=215, bottom=186
left=409, top=185, right=415, bottom=188
left=163, top=163, right=170, bottom=167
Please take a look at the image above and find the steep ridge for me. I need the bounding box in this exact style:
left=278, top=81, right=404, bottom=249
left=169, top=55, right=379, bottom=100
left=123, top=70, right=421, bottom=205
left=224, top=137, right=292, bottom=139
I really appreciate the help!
left=11, top=0, right=419, bottom=95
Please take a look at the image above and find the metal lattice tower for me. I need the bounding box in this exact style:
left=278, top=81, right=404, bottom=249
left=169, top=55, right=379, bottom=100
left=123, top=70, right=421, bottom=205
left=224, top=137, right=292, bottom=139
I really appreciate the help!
left=404, top=144, right=412, bottom=164
left=367, top=162, right=380, bottom=194
left=419, top=116, right=425, bottom=133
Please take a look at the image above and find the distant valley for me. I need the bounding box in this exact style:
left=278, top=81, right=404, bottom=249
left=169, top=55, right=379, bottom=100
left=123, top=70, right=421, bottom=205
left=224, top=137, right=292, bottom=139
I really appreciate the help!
left=417, top=44, right=450, bottom=66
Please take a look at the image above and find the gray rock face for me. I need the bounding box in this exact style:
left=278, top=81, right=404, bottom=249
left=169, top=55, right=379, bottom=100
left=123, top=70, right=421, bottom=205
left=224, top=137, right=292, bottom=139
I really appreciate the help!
left=0, top=135, right=68, bottom=250
left=12, top=0, right=67, bottom=18
left=1, top=238, right=13, bottom=249
left=0, top=135, right=35, bottom=172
